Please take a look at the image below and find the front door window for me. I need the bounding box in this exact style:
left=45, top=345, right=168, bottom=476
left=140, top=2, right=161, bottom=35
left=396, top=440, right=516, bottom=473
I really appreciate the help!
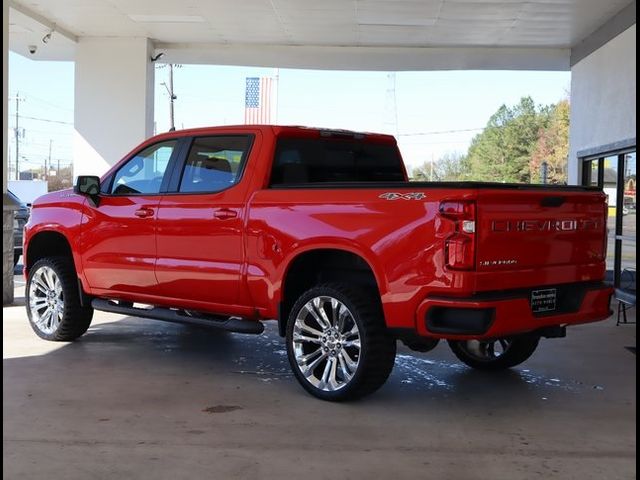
left=111, top=141, right=177, bottom=195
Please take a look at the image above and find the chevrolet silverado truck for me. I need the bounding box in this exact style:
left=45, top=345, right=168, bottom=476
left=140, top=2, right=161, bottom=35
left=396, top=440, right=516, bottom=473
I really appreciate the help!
left=24, top=125, right=613, bottom=401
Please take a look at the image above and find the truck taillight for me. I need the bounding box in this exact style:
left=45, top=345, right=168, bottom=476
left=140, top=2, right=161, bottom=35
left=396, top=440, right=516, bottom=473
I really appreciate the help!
left=439, top=200, right=476, bottom=270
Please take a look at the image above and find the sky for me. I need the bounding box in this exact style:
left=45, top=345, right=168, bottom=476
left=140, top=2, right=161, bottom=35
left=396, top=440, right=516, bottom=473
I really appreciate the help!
left=8, top=51, right=570, bottom=174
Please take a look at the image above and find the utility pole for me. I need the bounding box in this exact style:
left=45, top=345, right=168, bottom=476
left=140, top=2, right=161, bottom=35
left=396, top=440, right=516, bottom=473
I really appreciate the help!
left=46, top=139, right=52, bottom=181
left=168, top=64, right=175, bottom=131
left=384, top=73, right=399, bottom=138
left=430, top=152, right=434, bottom=181
left=161, top=64, right=177, bottom=131
left=14, top=93, right=21, bottom=180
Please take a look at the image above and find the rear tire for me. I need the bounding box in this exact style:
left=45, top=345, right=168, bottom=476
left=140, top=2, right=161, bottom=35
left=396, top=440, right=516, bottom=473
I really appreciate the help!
left=286, top=283, right=396, bottom=401
left=26, top=257, right=93, bottom=341
left=448, top=335, right=540, bottom=371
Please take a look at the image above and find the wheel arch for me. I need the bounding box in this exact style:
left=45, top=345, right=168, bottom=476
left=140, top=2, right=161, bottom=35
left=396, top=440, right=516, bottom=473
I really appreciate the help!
left=278, top=247, right=386, bottom=337
left=26, top=230, right=75, bottom=273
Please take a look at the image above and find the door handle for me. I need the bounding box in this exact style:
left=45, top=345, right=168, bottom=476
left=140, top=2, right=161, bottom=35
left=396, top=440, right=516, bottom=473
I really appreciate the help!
left=134, top=208, right=154, bottom=218
left=213, top=208, right=238, bottom=220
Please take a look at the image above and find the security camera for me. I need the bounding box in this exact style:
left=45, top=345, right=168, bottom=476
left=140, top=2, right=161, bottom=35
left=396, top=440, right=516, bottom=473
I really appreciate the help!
left=28, top=45, right=37, bottom=54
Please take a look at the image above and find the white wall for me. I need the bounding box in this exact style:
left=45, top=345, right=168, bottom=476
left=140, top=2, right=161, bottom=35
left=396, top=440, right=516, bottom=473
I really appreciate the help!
left=569, top=25, right=636, bottom=184
left=73, top=37, right=154, bottom=177
left=8, top=180, right=48, bottom=204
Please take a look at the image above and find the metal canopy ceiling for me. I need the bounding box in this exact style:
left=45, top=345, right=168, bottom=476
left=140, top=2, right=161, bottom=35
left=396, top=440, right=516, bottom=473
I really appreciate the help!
left=8, top=0, right=634, bottom=70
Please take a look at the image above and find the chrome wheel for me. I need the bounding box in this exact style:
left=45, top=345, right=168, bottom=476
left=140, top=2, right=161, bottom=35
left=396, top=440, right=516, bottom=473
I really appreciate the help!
left=457, top=338, right=513, bottom=362
left=292, top=295, right=361, bottom=392
left=28, top=265, right=64, bottom=335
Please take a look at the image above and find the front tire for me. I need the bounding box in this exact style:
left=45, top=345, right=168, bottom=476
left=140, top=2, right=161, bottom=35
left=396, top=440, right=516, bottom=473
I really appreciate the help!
left=26, top=257, right=93, bottom=341
left=448, top=335, right=540, bottom=371
left=286, top=283, right=396, bottom=401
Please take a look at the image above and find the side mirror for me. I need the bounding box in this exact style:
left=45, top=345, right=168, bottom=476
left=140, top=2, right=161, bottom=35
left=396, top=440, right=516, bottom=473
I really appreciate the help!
left=74, top=175, right=101, bottom=196
left=74, top=176, right=101, bottom=206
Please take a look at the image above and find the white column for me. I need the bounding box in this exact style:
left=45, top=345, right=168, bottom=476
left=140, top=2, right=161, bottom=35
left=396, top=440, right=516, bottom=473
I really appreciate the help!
left=568, top=26, right=636, bottom=184
left=2, top=0, right=7, bottom=194
left=73, top=37, right=155, bottom=177
left=3, top=0, right=15, bottom=305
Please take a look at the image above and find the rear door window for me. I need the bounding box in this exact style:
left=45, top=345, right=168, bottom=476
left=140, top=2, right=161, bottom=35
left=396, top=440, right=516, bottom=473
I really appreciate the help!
left=178, top=136, right=252, bottom=193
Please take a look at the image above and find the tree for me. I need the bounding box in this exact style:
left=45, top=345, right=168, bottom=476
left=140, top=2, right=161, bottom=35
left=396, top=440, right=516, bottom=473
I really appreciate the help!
left=47, top=166, right=73, bottom=192
left=466, top=96, right=551, bottom=183
left=411, top=152, right=469, bottom=181
left=530, top=99, right=569, bottom=184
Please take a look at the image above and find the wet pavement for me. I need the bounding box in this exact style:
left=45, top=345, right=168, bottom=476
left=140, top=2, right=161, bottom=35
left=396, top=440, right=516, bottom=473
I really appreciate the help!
left=3, top=277, right=636, bottom=479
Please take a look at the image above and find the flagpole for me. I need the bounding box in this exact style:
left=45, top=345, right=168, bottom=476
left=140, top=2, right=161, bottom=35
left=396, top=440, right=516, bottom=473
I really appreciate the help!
left=274, top=68, right=280, bottom=124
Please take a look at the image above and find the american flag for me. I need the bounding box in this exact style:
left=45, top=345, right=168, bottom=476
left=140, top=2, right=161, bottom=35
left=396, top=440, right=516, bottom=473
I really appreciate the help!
left=244, top=77, right=273, bottom=124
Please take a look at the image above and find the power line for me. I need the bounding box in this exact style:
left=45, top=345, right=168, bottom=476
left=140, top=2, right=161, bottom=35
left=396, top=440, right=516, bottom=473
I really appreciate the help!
left=398, top=127, right=484, bottom=137
left=24, top=94, right=74, bottom=112
left=17, top=114, right=73, bottom=125
left=16, top=141, right=72, bottom=150
left=399, top=140, right=473, bottom=146
left=9, top=127, right=73, bottom=136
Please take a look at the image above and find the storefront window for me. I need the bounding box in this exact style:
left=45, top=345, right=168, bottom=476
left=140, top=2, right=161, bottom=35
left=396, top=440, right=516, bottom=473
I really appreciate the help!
left=582, top=150, right=636, bottom=288
left=621, top=152, right=636, bottom=289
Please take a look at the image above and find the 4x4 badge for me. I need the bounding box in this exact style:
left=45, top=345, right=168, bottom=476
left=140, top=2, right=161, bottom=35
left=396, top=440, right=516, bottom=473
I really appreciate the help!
left=379, top=192, right=426, bottom=200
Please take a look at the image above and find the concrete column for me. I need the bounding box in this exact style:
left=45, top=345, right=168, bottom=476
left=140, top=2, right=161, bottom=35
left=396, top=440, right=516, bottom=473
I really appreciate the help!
left=3, top=0, right=17, bottom=305
left=568, top=26, right=636, bottom=184
left=73, top=37, right=155, bottom=177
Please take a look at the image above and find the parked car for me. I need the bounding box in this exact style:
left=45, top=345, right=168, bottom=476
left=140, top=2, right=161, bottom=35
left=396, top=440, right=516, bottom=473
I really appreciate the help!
left=8, top=190, right=30, bottom=266
left=623, top=196, right=635, bottom=214
left=23, top=126, right=613, bottom=401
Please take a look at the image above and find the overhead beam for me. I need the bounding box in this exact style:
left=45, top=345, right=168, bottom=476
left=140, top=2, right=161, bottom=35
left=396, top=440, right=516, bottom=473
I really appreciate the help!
left=571, top=1, right=636, bottom=66
left=155, top=44, right=570, bottom=71
left=9, top=0, right=77, bottom=43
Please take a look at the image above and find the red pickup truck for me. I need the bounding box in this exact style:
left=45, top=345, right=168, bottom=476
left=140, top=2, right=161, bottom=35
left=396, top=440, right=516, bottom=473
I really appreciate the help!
left=24, top=125, right=613, bottom=401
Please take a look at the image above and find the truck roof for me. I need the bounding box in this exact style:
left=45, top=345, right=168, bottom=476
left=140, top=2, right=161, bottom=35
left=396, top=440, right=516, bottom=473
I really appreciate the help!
left=147, top=125, right=397, bottom=144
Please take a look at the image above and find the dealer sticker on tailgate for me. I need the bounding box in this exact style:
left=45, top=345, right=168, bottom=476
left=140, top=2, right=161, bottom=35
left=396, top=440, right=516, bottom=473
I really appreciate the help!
left=531, top=288, right=557, bottom=313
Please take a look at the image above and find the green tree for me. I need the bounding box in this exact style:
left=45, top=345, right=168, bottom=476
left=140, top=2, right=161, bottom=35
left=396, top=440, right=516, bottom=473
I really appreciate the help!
left=530, top=99, right=569, bottom=184
left=466, top=96, right=551, bottom=183
left=411, top=152, right=469, bottom=181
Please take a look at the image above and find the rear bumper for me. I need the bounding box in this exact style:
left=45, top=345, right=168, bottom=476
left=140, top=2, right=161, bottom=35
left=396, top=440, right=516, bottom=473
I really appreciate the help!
left=415, top=282, right=613, bottom=340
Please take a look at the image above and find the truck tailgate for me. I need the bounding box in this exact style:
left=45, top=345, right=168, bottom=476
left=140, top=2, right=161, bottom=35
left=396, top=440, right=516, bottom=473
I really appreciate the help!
left=475, top=189, right=607, bottom=272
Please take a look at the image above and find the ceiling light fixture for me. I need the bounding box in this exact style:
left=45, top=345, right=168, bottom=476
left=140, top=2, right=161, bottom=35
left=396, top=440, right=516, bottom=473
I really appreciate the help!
left=128, top=14, right=205, bottom=23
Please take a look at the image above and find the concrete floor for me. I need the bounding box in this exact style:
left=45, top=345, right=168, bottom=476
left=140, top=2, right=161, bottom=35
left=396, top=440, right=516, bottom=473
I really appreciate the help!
left=3, top=276, right=636, bottom=480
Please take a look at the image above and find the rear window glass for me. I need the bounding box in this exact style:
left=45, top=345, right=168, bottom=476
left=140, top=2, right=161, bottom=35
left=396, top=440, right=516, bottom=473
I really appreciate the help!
left=270, top=137, right=405, bottom=185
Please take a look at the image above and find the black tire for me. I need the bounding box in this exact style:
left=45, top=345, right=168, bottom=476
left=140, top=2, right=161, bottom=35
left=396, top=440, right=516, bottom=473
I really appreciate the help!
left=448, top=335, right=540, bottom=371
left=26, top=257, right=93, bottom=341
left=14, top=253, right=20, bottom=267
left=286, top=283, right=396, bottom=401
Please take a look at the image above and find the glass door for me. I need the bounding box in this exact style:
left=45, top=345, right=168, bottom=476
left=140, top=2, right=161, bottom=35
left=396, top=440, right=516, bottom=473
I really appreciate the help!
left=619, top=153, right=636, bottom=290
left=581, top=150, right=636, bottom=288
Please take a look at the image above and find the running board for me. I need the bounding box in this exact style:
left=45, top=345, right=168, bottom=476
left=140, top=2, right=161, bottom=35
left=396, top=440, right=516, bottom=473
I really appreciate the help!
left=91, top=299, right=264, bottom=334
